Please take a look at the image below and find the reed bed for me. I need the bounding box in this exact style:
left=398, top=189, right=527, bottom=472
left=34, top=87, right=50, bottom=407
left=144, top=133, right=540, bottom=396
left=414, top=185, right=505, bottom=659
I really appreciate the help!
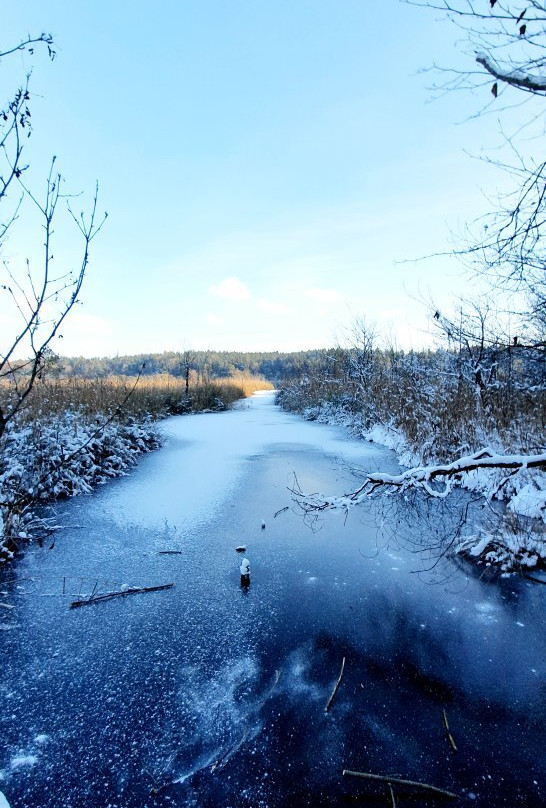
left=3, top=372, right=274, bottom=424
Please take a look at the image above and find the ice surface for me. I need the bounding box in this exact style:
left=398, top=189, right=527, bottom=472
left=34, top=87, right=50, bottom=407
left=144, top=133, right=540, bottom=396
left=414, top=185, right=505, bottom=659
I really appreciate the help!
left=93, top=390, right=388, bottom=530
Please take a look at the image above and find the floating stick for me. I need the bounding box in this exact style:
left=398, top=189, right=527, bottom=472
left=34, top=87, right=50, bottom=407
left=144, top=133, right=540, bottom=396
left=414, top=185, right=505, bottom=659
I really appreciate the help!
left=524, top=574, right=546, bottom=585
left=70, top=583, right=174, bottom=608
left=325, top=656, right=346, bottom=712
left=443, top=709, right=458, bottom=753
left=342, top=770, right=457, bottom=800
left=388, top=783, right=397, bottom=808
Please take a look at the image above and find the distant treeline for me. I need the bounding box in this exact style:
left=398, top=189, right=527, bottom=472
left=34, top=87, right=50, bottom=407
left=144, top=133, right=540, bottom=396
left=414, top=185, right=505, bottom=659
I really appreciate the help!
left=51, top=350, right=329, bottom=382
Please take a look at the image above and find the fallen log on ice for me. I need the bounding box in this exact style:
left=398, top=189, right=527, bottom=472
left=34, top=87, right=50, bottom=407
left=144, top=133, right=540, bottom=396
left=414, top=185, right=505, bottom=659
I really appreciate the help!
left=70, top=583, right=174, bottom=608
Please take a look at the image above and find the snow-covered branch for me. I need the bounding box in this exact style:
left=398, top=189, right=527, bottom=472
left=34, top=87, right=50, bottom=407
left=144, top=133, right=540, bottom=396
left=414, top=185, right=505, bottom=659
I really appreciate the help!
left=475, top=51, right=546, bottom=93
left=296, top=449, right=546, bottom=512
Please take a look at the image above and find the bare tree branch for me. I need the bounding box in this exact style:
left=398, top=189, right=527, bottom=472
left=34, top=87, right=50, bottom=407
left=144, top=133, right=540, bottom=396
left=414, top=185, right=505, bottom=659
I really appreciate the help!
left=0, top=34, right=106, bottom=440
left=0, top=33, right=55, bottom=61
left=476, top=51, right=546, bottom=93
left=295, top=449, right=546, bottom=512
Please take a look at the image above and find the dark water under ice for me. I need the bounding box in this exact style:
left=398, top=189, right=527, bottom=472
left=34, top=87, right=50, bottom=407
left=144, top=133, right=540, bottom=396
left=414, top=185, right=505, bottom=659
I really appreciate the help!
left=1, top=392, right=544, bottom=807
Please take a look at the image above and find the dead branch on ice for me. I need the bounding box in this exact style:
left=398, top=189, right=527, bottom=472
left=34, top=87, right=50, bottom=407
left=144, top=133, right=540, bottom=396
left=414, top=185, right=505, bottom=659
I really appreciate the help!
left=70, top=583, right=174, bottom=608
left=325, top=656, right=346, bottom=712
left=388, top=783, right=397, bottom=808
left=442, top=709, right=458, bottom=753
left=524, top=573, right=546, bottom=585
left=342, top=769, right=457, bottom=800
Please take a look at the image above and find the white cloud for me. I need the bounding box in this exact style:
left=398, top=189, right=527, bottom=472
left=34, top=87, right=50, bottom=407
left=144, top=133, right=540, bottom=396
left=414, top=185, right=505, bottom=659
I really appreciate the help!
left=257, top=298, right=291, bottom=315
left=209, top=276, right=251, bottom=301
left=207, top=313, right=224, bottom=325
left=304, top=287, right=344, bottom=303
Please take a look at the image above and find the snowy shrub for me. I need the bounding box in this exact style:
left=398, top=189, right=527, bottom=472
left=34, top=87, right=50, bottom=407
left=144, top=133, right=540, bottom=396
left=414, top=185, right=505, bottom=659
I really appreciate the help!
left=0, top=411, right=160, bottom=562
left=455, top=524, right=546, bottom=573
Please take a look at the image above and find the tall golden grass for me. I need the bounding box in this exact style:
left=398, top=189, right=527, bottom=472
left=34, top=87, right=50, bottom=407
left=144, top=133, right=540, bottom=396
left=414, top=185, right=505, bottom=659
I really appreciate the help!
left=2, top=373, right=274, bottom=423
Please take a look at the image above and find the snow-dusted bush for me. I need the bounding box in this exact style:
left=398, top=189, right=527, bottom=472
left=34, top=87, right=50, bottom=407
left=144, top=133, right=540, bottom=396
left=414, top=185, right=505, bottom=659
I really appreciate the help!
left=455, top=524, right=546, bottom=573
left=0, top=411, right=160, bottom=562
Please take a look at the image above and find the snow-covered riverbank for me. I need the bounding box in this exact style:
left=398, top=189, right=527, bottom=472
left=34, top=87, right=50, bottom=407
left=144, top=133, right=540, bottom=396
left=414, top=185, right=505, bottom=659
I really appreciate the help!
left=0, top=412, right=160, bottom=563
left=288, top=399, right=545, bottom=573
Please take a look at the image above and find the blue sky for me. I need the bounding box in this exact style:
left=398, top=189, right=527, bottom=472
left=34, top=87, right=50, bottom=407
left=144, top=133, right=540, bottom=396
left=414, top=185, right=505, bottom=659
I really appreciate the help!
left=1, top=1, right=515, bottom=356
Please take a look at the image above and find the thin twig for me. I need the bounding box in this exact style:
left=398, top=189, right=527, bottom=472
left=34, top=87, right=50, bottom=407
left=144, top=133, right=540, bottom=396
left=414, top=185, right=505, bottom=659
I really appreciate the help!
left=523, top=573, right=546, bottom=585
left=388, top=783, right=397, bottom=808
left=443, top=708, right=458, bottom=752
left=70, top=583, right=174, bottom=608
left=325, top=656, right=346, bottom=712
left=342, top=770, right=457, bottom=800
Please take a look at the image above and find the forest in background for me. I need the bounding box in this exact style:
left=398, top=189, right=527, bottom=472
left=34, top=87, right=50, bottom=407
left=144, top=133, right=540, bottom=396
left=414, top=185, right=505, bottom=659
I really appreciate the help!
left=47, top=349, right=325, bottom=383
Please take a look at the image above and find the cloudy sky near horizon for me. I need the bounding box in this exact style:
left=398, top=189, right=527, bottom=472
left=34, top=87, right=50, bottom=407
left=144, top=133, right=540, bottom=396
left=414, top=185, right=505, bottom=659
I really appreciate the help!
left=1, top=1, right=521, bottom=357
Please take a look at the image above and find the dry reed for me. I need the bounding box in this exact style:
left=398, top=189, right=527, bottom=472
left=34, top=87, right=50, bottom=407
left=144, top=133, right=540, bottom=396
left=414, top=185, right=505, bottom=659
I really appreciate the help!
left=1, top=372, right=274, bottom=424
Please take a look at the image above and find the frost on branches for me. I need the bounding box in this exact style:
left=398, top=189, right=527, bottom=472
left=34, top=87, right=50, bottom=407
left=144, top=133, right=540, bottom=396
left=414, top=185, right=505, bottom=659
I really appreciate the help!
left=293, top=437, right=546, bottom=571
left=0, top=412, right=160, bottom=562
left=278, top=365, right=545, bottom=575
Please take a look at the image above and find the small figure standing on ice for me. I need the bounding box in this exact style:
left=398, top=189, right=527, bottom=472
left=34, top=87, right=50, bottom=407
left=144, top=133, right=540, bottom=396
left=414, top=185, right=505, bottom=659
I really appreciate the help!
left=240, top=557, right=250, bottom=587
left=261, top=519, right=266, bottom=530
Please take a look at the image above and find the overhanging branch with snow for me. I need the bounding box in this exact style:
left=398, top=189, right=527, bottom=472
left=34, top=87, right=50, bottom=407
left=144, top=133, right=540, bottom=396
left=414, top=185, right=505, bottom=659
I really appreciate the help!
left=294, top=449, right=546, bottom=512
left=475, top=51, right=546, bottom=93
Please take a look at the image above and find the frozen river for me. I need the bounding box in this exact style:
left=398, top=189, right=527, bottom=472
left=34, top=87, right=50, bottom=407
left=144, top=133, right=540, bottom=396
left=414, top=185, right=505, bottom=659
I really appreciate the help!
left=0, top=391, right=544, bottom=807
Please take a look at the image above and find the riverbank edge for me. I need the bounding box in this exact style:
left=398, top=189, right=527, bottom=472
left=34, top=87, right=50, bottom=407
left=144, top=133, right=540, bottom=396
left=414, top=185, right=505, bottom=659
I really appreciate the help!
left=1, top=377, right=272, bottom=565
left=281, top=399, right=545, bottom=575
left=0, top=379, right=278, bottom=565
left=0, top=412, right=164, bottom=564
